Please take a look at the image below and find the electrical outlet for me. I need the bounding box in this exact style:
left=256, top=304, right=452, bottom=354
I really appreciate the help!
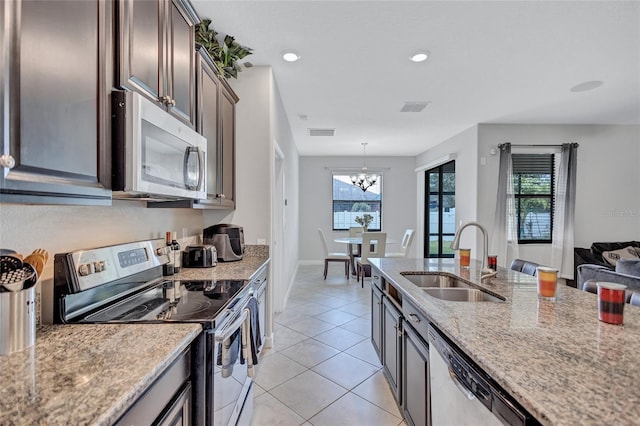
left=257, top=238, right=266, bottom=245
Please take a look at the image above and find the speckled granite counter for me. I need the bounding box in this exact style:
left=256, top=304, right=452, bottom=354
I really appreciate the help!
left=173, top=245, right=270, bottom=281
left=370, top=257, right=640, bottom=426
left=0, top=323, right=201, bottom=425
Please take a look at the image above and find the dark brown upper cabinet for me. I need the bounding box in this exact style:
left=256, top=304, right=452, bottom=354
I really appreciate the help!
left=116, top=0, right=198, bottom=129
left=219, top=79, right=239, bottom=209
left=197, top=47, right=238, bottom=209
left=195, top=47, right=222, bottom=207
left=0, top=0, right=112, bottom=205
left=148, top=46, right=239, bottom=210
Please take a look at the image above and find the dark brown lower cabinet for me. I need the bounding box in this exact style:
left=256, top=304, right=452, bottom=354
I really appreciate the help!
left=403, top=320, right=430, bottom=426
left=382, top=297, right=402, bottom=402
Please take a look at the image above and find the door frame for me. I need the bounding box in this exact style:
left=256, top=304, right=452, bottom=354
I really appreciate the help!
left=415, top=154, right=457, bottom=259
left=270, top=140, right=285, bottom=331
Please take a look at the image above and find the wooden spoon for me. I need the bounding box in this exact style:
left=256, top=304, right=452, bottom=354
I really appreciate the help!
left=23, top=253, right=45, bottom=280
left=33, top=248, right=49, bottom=264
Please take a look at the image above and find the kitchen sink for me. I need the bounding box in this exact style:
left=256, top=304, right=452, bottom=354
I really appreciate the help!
left=400, top=272, right=472, bottom=289
left=422, top=288, right=505, bottom=303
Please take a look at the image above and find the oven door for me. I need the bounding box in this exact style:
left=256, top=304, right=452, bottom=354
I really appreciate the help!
left=212, top=308, right=251, bottom=426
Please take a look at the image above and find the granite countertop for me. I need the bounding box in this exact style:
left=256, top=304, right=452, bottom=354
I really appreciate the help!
left=370, top=257, right=640, bottom=426
left=0, top=323, right=201, bottom=425
left=173, top=249, right=270, bottom=282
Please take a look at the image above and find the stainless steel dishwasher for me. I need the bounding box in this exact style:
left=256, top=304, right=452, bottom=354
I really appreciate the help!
left=428, top=324, right=539, bottom=426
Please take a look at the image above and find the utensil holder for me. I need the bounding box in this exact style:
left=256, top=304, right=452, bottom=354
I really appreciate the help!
left=0, top=287, right=36, bottom=355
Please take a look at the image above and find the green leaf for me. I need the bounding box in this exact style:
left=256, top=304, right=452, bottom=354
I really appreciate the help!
left=195, top=18, right=253, bottom=79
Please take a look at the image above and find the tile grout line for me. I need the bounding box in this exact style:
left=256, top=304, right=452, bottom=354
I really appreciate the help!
left=253, top=265, right=405, bottom=425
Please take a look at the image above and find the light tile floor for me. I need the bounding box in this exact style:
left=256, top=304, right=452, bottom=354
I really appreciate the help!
left=250, top=264, right=406, bottom=426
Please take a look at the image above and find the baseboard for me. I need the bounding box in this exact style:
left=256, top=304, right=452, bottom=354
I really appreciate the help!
left=298, top=260, right=323, bottom=266
left=263, top=333, right=274, bottom=349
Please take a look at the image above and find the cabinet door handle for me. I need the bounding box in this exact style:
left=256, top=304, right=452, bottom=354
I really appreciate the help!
left=160, top=95, right=176, bottom=106
left=0, top=154, right=15, bottom=169
left=409, top=313, right=421, bottom=323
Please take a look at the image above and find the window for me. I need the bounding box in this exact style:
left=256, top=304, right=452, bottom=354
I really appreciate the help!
left=332, top=174, right=382, bottom=231
left=425, top=161, right=455, bottom=257
left=512, top=154, right=554, bottom=243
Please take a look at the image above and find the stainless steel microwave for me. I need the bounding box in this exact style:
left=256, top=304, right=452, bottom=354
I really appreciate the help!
left=111, top=91, right=206, bottom=200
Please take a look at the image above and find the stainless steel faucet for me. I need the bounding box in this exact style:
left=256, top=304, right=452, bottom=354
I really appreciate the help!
left=450, top=221, right=494, bottom=277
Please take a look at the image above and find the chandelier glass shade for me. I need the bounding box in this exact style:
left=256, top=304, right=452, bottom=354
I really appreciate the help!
left=350, top=142, right=378, bottom=192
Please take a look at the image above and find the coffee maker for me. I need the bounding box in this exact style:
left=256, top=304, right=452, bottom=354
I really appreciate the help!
left=203, top=224, right=245, bottom=262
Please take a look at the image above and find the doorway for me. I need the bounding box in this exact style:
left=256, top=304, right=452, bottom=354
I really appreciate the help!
left=271, top=143, right=285, bottom=314
left=424, top=160, right=455, bottom=258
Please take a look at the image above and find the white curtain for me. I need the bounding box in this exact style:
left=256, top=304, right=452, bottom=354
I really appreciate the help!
left=491, top=143, right=519, bottom=268
left=551, top=143, right=578, bottom=278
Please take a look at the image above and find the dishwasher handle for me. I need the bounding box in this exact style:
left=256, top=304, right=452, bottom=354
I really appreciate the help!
left=448, top=366, right=476, bottom=400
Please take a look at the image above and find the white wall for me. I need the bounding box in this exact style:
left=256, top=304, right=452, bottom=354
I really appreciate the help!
left=270, top=75, right=300, bottom=301
left=208, top=66, right=300, bottom=314
left=476, top=124, right=640, bottom=267
left=0, top=200, right=204, bottom=285
left=298, top=156, right=417, bottom=261
left=204, top=68, right=272, bottom=244
left=415, top=125, right=480, bottom=256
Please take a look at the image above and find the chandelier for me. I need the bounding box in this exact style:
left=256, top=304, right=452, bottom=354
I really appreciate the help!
left=350, top=142, right=378, bottom=192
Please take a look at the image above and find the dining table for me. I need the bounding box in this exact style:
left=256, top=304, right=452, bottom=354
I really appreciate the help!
left=334, top=237, right=397, bottom=275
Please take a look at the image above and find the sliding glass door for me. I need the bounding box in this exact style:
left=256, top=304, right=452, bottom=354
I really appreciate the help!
left=424, top=161, right=455, bottom=258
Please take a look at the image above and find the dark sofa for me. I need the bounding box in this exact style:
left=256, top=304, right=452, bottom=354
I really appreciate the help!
left=573, top=241, right=640, bottom=288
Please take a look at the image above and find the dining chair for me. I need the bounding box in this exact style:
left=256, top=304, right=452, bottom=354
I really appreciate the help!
left=349, top=226, right=364, bottom=257
left=356, top=232, right=387, bottom=287
left=317, top=228, right=350, bottom=279
left=509, top=259, right=540, bottom=276
left=385, top=229, right=415, bottom=258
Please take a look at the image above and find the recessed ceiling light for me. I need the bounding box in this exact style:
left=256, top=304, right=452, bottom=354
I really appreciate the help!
left=570, top=80, right=604, bottom=92
left=410, top=50, right=430, bottom=63
left=282, top=50, right=301, bottom=62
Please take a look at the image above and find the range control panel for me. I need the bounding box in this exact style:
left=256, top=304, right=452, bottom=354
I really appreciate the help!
left=70, top=239, right=168, bottom=291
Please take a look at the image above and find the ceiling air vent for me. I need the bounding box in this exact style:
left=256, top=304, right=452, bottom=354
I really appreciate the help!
left=308, top=128, right=336, bottom=137
left=400, top=101, right=430, bottom=112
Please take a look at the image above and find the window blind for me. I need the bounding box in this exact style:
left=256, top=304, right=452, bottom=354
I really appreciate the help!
left=512, top=154, right=554, bottom=174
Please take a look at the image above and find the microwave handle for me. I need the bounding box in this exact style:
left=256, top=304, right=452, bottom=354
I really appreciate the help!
left=183, top=146, right=203, bottom=190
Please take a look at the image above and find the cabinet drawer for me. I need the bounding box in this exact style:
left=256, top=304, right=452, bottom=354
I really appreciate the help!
left=402, top=300, right=429, bottom=343
left=371, top=267, right=383, bottom=291
left=116, top=347, right=191, bottom=425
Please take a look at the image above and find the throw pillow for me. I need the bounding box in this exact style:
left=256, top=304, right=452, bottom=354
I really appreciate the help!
left=591, top=241, right=640, bottom=260
left=615, top=259, right=640, bottom=277
left=602, top=246, right=640, bottom=266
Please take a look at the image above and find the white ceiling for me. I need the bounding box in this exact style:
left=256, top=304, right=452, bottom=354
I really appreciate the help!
left=191, top=1, right=640, bottom=157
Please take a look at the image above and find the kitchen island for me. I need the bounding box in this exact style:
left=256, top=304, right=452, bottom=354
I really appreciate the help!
left=0, top=323, right=201, bottom=425
left=370, top=257, right=640, bottom=425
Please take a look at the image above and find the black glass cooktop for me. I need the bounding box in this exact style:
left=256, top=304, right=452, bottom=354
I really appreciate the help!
left=83, top=279, right=248, bottom=325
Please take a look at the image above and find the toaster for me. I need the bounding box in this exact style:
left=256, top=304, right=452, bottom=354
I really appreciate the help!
left=182, top=245, right=217, bottom=268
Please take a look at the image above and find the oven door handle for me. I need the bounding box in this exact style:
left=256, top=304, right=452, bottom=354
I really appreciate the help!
left=215, top=309, right=248, bottom=343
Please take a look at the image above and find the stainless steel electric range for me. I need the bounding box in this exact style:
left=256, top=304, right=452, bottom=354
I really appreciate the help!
left=50, top=239, right=260, bottom=426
